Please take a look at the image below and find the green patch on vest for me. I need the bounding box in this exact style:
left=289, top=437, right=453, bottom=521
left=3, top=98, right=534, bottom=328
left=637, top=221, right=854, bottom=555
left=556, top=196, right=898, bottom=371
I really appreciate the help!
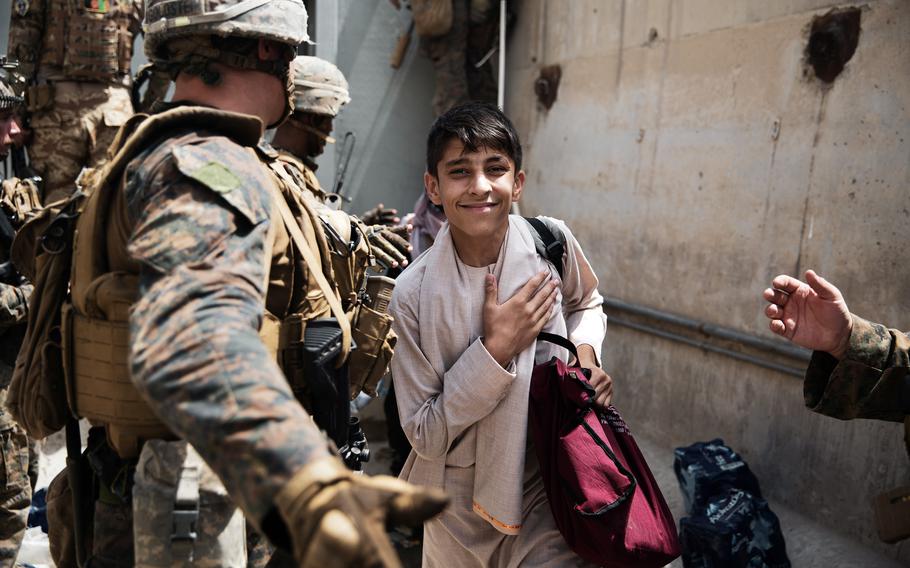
left=188, top=162, right=241, bottom=194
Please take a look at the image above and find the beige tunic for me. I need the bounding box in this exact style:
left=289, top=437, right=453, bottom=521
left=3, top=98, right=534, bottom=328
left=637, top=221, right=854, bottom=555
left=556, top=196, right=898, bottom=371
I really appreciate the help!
left=390, top=216, right=606, bottom=567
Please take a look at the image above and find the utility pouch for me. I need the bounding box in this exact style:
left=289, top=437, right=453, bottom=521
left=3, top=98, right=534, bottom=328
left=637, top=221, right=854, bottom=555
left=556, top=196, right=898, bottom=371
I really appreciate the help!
left=874, top=485, right=910, bottom=543
left=348, top=275, right=396, bottom=398
left=301, top=318, right=351, bottom=448
left=26, top=83, right=54, bottom=113
left=7, top=198, right=81, bottom=439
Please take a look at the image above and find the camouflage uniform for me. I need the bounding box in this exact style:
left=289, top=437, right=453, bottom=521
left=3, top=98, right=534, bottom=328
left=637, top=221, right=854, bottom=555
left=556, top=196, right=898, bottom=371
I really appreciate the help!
left=0, top=76, right=37, bottom=567
left=420, top=0, right=498, bottom=116
left=7, top=0, right=145, bottom=203
left=30, top=1, right=444, bottom=566
left=804, top=314, right=910, bottom=423
left=0, top=299, right=31, bottom=567
left=44, top=104, right=340, bottom=567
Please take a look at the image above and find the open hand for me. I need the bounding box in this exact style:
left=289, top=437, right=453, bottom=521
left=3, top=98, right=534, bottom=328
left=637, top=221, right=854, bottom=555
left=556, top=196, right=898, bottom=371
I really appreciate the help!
left=482, top=271, right=558, bottom=367
left=762, top=269, right=852, bottom=359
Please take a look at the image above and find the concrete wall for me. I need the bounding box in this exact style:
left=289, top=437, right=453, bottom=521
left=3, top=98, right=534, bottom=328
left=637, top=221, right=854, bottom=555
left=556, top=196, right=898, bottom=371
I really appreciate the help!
left=318, top=0, right=437, bottom=217
left=505, top=0, right=910, bottom=560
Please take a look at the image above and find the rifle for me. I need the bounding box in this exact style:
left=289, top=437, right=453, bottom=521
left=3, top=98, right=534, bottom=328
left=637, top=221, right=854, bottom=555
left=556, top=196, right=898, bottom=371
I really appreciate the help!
left=324, top=131, right=355, bottom=211
left=300, top=318, right=369, bottom=470
left=331, top=131, right=356, bottom=196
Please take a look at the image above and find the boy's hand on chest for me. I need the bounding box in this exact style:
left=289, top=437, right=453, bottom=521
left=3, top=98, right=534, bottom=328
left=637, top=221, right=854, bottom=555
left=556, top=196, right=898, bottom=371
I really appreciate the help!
left=481, top=270, right=559, bottom=368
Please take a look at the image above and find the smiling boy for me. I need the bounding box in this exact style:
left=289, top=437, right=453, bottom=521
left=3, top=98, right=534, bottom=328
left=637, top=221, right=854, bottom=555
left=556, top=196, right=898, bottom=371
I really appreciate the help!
left=389, top=102, right=611, bottom=566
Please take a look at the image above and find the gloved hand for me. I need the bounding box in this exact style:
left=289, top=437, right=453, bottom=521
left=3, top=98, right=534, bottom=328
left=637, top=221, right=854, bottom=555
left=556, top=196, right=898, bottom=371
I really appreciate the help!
left=275, top=456, right=449, bottom=568
left=359, top=203, right=400, bottom=227
left=367, top=224, right=412, bottom=269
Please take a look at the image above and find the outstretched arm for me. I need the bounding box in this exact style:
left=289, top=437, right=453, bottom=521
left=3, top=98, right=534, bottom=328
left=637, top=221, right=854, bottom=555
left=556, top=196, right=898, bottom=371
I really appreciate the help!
left=125, top=143, right=333, bottom=532
left=764, top=270, right=910, bottom=421
left=763, top=269, right=853, bottom=358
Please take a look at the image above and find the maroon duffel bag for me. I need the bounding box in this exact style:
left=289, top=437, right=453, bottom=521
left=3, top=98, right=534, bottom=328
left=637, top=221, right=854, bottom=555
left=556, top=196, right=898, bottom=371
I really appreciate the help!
left=529, top=333, right=681, bottom=567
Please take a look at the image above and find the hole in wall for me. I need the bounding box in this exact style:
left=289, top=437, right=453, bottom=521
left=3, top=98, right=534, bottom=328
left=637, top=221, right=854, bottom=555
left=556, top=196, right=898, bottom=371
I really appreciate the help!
left=534, top=64, right=561, bottom=110
left=806, top=7, right=861, bottom=83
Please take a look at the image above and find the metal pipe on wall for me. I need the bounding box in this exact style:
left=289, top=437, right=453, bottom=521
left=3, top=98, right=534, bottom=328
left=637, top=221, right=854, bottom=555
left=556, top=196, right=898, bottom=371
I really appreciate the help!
left=601, top=296, right=811, bottom=378
left=602, top=296, right=811, bottom=362
left=497, top=0, right=506, bottom=109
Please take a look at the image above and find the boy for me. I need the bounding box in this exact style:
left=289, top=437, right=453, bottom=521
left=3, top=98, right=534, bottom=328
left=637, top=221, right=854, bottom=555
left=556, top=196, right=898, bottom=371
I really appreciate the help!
left=390, top=102, right=611, bottom=566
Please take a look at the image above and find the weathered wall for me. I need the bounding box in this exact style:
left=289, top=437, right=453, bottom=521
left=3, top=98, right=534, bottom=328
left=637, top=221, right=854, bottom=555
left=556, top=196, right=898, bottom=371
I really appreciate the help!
left=506, top=0, right=910, bottom=560
left=322, top=0, right=438, bottom=217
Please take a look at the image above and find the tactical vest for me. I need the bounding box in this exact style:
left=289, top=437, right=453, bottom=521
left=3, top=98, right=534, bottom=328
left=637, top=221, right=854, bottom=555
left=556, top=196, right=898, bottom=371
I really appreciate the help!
left=275, top=151, right=397, bottom=398
left=63, top=107, right=349, bottom=458
left=40, top=0, right=139, bottom=82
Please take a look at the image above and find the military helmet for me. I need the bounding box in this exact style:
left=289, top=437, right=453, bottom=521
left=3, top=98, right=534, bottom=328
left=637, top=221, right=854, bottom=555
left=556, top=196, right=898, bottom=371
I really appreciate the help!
left=0, top=57, right=24, bottom=111
left=143, top=0, right=310, bottom=62
left=291, top=56, right=351, bottom=117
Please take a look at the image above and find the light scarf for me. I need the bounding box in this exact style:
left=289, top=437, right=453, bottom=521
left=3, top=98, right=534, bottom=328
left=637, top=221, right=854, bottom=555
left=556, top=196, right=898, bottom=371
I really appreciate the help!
left=416, top=215, right=569, bottom=533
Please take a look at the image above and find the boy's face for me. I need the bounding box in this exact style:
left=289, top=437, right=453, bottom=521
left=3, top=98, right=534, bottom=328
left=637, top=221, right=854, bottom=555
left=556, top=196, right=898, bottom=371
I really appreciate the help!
left=425, top=139, right=524, bottom=241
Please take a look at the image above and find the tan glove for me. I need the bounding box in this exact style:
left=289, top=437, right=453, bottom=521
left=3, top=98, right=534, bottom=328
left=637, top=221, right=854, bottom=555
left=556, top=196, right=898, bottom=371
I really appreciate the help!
left=275, top=456, right=449, bottom=568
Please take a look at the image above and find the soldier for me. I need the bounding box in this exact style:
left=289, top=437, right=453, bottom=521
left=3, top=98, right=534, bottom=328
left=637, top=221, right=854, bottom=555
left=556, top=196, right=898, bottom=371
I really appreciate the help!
left=763, top=270, right=910, bottom=541
left=7, top=0, right=168, bottom=203
left=0, top=65, right=41, bottom=568
left=389, top=0, right=499, bottom=116
left=763, top=269, right=908, bottom=422
left=271, top=55, right=412, bottom=270
left=12, top=0, right=447, bottom=566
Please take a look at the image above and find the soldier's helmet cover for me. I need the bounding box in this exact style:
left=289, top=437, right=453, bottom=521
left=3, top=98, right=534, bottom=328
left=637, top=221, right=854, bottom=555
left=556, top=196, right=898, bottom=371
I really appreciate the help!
left=291, top=56, right=351, bottom=117
left=143, top=0, right=310, bottom=62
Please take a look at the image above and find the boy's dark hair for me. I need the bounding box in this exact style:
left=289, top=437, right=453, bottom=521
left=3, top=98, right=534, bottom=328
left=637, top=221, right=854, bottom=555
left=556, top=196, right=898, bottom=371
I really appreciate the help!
left=426, top=102, right=522, bottom=177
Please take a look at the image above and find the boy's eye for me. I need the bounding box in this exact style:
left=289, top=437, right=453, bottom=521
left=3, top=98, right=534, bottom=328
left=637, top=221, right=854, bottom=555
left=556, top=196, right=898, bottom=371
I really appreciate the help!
left=448, top=168, right=468, bottom=176
left=487, top=165, right=508, bottom=174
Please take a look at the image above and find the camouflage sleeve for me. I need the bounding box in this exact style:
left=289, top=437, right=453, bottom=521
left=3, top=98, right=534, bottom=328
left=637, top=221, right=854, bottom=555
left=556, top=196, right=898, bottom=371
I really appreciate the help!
left=125, top=137, right=332, bottom=534
left=7, top=0, right=47, bottom=81
left=804, top=314, right=910, bottom=422
left=0, top=282, right=32, bottom=328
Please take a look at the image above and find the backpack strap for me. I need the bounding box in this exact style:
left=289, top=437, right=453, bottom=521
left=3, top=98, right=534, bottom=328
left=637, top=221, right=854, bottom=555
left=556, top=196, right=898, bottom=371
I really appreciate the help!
left=523, top=216, right=566, bottom=279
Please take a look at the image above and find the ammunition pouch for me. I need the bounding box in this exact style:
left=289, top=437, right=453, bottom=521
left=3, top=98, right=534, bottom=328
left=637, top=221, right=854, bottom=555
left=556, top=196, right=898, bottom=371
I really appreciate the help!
left=26, top=83, right=55, bottom=113
left=1, top=177, right=42, bottom=226
left=347, top=299, right=396, bottom=398
left=320, top=217, right=397, bottom=398
left=42, top=1, right=135, bottom=83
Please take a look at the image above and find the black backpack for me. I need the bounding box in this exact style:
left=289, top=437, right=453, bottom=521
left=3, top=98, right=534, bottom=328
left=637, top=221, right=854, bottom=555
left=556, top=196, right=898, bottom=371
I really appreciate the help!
left=523, top=216, right=566, bottom=279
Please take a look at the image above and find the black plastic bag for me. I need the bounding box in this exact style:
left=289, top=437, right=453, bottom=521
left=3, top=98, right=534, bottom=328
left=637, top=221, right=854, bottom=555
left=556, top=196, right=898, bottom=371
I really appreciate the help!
left=679, top=488, right=790, bottom=568
left=674, top=440, right=790, bottom=568
left=674, top=438, right=762, bottom=514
